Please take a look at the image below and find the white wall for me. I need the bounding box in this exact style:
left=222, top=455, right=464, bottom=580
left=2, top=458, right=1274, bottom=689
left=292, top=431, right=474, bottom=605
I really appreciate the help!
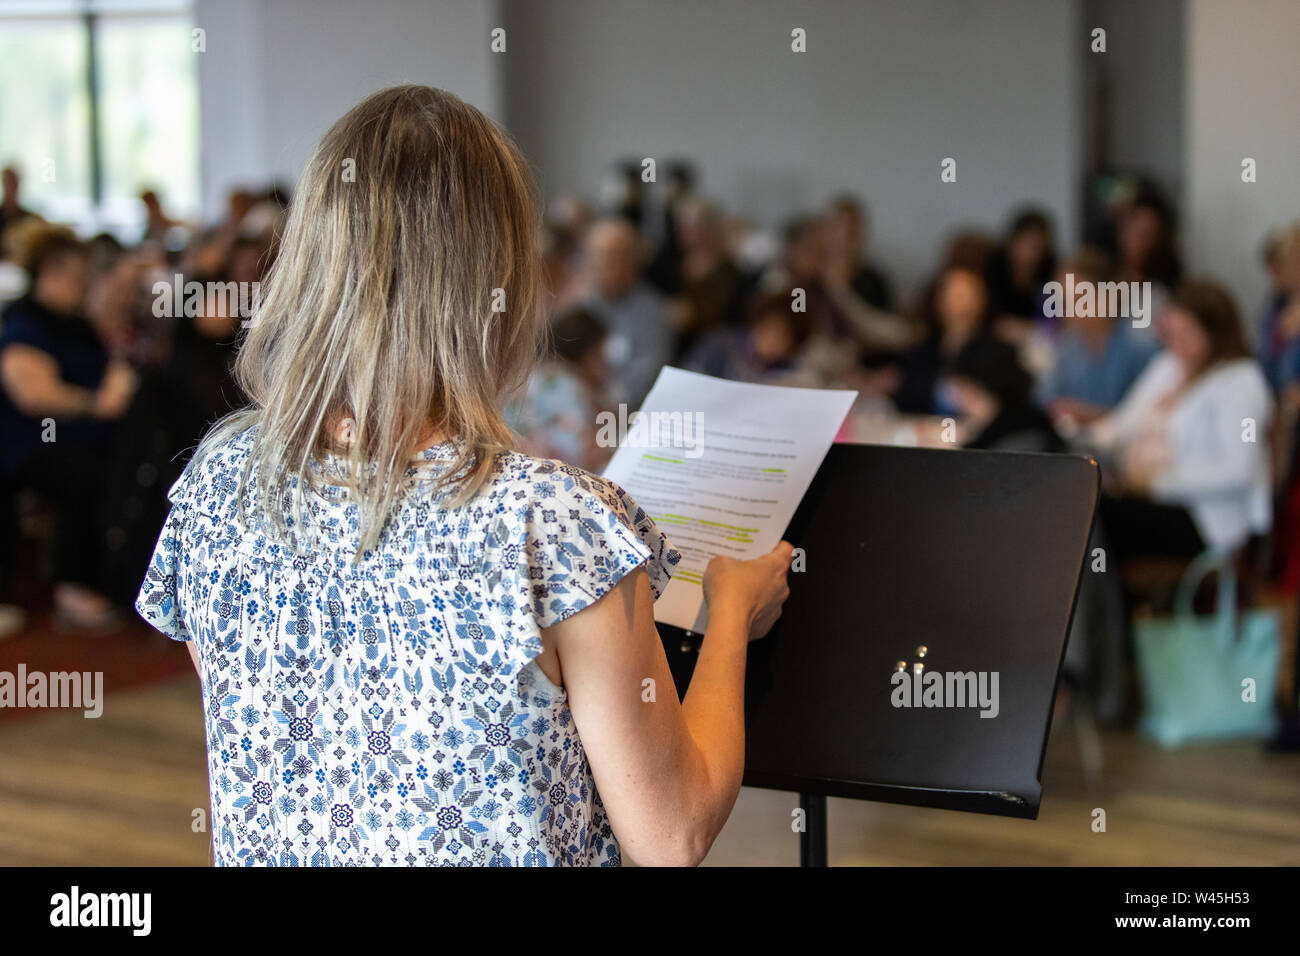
left=195, top=0, right=266, bottom=219
left=502, top=0, right=1084, bottom=305
left=1185, top=0, right=1300, bottom=327
left=191, top=0, right=1300, bottom=328
left=195, top=0, right=501, bottom=219
left=195, top=0, right=1096, bottom=308
left=1090, top=0, right=1184, bottom=196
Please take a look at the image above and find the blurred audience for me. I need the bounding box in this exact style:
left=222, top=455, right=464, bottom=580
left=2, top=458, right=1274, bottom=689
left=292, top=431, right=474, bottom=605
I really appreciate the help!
left=582, top=217, right=672, bottom=409
left=508, top=307, right=611, bottom=472
left=1, top=155, right=1296, bottom=751
left=668, top=197, right=746, bottom=360
left=139, top=189, right=185, bottom=247
left=0, top=166, right=36, bottom=241
left=1091, top=279, right=1272, bottom=561
left=0, top=222, right=137, bottom=626
left=891, top=263, right=995, bottom=415
left=684, top=292, right=818, bottom=387
left=822, top=195, right=913, bottom=355
left=1257, top=223, right=1300, bottom=400
left=824, top=195, right=894, bottom=312
left=1113, top=188, right=1182, bottom=337
left=950, top=335, right=1063, bottom=453
left=987, top=206, right=1057, bottom=325
left=644, top=161, right=696, bottom=295
left=756, top=216, right=864, bottom=383
left=1039, top=247, right=1158, bottom=431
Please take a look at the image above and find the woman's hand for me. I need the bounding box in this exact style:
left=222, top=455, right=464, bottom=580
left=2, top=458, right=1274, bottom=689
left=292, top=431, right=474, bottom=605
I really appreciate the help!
left=702, top=541, right=794, bottom=642
left=1049, top=396, right=1108, bottom=427
left=553, top=547, right=793, bottom=863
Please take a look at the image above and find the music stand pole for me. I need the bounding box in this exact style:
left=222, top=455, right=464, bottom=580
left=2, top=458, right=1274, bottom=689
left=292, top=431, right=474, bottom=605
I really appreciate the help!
left=800, top=791, right=827, bottom=866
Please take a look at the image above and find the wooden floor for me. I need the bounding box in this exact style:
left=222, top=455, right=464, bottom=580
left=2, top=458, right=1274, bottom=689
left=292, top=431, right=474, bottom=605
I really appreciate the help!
left=0, top=672, right=1296, bottom=866
left=0, top=676, right=212, bottom=866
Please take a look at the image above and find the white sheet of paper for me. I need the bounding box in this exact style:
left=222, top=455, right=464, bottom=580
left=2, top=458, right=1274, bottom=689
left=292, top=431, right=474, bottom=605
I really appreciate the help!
left=602, top=367, right=857, bottom=632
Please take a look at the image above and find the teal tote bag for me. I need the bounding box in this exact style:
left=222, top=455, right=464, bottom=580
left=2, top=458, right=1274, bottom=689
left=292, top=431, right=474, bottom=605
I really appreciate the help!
left=1134, top=550, right=1280, bottom=748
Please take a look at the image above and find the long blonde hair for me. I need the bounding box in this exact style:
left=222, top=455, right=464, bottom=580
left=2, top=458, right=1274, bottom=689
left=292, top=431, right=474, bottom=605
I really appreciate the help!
left=200, top=85, right=544, bottom=554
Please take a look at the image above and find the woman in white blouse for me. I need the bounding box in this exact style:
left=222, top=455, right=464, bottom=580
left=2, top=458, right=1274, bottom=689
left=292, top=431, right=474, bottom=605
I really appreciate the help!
left=136, top=86, right=792, bottom=867
left=1090, top=279, right=1273, bottom=561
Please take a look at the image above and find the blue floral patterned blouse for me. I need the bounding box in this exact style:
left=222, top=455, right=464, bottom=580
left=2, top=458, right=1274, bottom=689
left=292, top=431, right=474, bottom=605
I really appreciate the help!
left=136, top=427, right=678, bottom=866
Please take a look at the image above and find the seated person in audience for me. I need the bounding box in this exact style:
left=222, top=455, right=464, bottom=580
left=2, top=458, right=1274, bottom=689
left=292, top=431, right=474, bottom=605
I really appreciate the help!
left=644, top=162, right=696, bottom=295
left=98, top=233, right=260, bottom=607
left=1039, top=247, right=1158, bottom=430
left=822, top=195, right=913, bottom=352
left=582, top=217, right=672, bottom=409
left=1262, top=227, right=1300, bottom=594
left=0, top=166, right=37, bottom=249
left=176, top=231, right=264, bottom=435
left=113, top=241, right=172, bottom=367
left=727, top=214, right=780, bottom=276
left=541, top=225, right=586, bottom=315
left=906, top=230, right=998, bottom=336
left=824, top=194, right=894, bottom=311
left=507, top=307, right=610, bottom=472
left=0, top=223, right=138, bottom=625
left=683, top=292, right=818, bottom=387
left=890, top=264, right=994, bottom=415
left=669, top=197, right=746, bottom=361
left=546, top=196, right=592, bottom=276
left=941, top=230, right=998, bottom=275
left=1089, top=279, right=1272, bottom=562
left=1257, top=222, right=1300, bottom=398
left=83, top=233, right=164, bottom=366
left=755, top=216, right=860, bottom=381
left=986, top=209, right=1058, bottom=379
left=140, top=189, right=184, bottom=245
left=986, top=206, right=1056, bottom=328
left=946, top=335, right=1064, bottom=453
left=1113, top=189, right=1181, bottom=340
left=0, top=169, right=41, bottom=308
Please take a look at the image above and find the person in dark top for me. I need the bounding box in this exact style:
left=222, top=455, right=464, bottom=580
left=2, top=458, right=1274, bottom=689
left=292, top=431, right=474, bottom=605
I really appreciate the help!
left=948, top=334, right=1064, bottom=453
left=670, top=198, right=746, bottom=361
left=644, top=161, right=696, bottom=296
left=0, top=166, right=36, bottom=248
left=1255, top=223, right=1300, bottom=395
left=985, top=207, right=1056, bottom=324
left=97, top=233, right=256, bottom=606
left=825, top=194, right=894, bottom=311
left=1116, top=188, right=1182, bottom=291
left=0, top=224, right=137, bottom=625
left=891, top=263, right=994, bottom=415
left=684, top=291, right=816, bottom=385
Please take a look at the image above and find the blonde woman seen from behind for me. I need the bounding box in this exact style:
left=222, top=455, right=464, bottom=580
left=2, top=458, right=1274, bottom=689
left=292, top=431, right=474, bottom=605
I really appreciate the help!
left=135, top=86, right=791, bottom=867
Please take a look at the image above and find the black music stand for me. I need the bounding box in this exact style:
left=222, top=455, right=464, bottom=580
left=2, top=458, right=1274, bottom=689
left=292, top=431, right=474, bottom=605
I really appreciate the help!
left=661, top=443, right=1099, bottom=866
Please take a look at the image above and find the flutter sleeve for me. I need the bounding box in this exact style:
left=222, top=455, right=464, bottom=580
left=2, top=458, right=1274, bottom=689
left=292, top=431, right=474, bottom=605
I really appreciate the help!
left=134, top=471, right=193, bottom=642
left=518, top=461, right=680, bottom=631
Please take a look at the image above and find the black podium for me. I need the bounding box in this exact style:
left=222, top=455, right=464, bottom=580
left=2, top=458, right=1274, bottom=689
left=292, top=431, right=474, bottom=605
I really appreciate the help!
left=660, top=443, right=1099, bottom=864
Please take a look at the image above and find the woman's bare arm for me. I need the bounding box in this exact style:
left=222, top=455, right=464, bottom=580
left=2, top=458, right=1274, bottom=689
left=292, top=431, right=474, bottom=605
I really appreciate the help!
left=0, top=345, right=97, bottom=417
left=543, top=543, right=791, bottom=866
